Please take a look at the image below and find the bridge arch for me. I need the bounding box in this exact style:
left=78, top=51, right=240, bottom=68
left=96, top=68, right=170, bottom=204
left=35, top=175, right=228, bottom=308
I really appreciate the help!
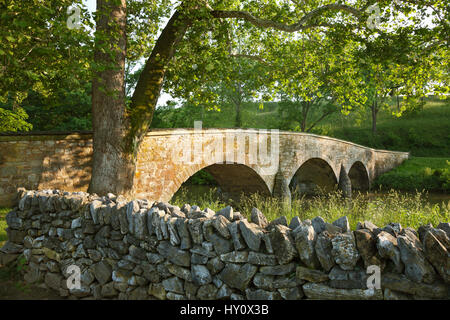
left=289, top=157, right=338, bottom=195
left=169, top=162, right=271, bottom=202
left=348, top=161, right=370, bottom=192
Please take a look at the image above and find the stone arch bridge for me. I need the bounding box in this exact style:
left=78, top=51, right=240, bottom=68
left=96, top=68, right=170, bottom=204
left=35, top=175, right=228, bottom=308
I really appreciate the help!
left=0, top=129, right=409, bottom=206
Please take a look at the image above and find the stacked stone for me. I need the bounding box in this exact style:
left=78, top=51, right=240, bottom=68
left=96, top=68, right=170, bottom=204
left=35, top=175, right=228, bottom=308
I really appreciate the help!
left=0, top=189, right=449, bottom=300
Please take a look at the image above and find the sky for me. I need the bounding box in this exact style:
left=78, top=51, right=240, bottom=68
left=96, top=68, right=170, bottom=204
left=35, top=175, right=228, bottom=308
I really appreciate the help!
left=84, top=0, right=95, bottom=12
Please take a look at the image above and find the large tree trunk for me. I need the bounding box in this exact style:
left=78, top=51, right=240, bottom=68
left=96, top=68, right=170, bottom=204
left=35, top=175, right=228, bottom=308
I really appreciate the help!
left=89, top=6, right=190, bottom=197
left=89, top=0, right=132, bottom=197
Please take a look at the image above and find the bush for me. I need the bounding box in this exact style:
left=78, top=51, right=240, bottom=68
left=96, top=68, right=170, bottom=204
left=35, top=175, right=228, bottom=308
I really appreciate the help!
left=0, top=208, right=11, bottom=248
left=437, top=161, right=450, bottom=190
left=373, top=157, right=450, bottom=192
left=381, top=130, right=402, bottom=149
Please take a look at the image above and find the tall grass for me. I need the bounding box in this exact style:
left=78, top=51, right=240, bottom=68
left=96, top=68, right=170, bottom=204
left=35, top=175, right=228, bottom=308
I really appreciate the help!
left=172, top=188, right=449, bottom=230
left=171, top=187, right=226, bottom=212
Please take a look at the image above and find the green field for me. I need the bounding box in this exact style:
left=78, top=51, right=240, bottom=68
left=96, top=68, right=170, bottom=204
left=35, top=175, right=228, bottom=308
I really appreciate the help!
left=327, top=97, right=450, bottom=157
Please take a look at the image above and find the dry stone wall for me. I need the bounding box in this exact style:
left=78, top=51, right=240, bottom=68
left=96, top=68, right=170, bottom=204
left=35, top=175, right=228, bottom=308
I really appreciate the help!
left=1, top=189, right=449, bottom=300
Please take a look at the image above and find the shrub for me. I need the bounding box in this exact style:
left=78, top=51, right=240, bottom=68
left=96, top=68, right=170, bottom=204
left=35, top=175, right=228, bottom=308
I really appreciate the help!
left=438, top=161, right=450, bottom=191
left=373, top=157, right=450, bottom=192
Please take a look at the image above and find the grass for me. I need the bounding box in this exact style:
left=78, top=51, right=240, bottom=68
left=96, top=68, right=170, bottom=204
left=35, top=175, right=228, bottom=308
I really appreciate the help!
left=172, top=187, right=450, bottom=230
left=0, top=207, right=9, bottom=248
left=373, top=157, right=450, bottom=192
left=2, top=188, right=447, bottom=245
left=172, top=186, right=225, bottom=213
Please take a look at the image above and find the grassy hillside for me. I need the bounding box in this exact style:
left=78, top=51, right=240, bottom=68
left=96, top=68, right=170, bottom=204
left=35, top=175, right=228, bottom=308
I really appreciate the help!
left=326, top=97, right=450, bottom=157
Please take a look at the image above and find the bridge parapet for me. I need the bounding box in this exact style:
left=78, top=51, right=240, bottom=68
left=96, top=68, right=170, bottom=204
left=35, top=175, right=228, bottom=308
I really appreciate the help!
left=0, top=129, right=409, bottom=206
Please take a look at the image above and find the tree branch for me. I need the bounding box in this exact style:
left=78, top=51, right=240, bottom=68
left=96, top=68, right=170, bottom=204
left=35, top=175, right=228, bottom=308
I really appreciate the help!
left=211, top=3, right=363, bottom=32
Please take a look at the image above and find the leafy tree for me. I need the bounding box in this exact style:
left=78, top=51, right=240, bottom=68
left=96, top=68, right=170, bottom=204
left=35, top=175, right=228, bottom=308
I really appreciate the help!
left=268, top=31, right=361, bottom=132
left=349, top=30, right=447, bottom=135
left=86, top=0, right=362, bottom=195
left=166, top=47, right=272, bottom=128
left=0, top=106, right=32, bottom=132
left=21, top=83, right=92, bottom=131
left=162, top=18, right=275, bottom=128
left=0, top=0, right=93, bottom=132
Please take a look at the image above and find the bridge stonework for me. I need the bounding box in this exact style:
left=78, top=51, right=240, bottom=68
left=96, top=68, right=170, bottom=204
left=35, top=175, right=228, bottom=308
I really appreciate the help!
left=0, top=129, right=409, bottom=206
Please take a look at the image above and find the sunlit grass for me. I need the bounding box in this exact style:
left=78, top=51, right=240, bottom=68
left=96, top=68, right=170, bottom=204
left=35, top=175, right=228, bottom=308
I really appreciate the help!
left=0, top=208, right=10, bottom=248
left=172, top=188, right=449, bottom=230
left=153, top=96, right=450, bottom=157
left=171, top=187, right=227, bottom=213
